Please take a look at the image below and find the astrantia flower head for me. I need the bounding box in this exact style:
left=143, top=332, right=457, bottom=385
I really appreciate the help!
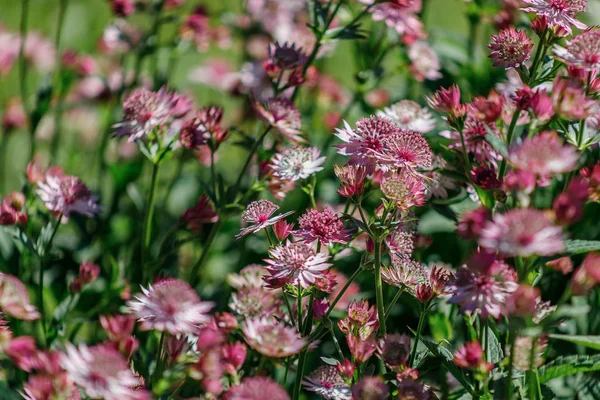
left=334, top=164, right=368, bottom=198
left=0, top=273, right=40, bottom=320
left=61, top=344, right=148, bottom=400
left=338, top=299, right=379, bottom=339
left=377, top=100, right=436, bottom=133
left=127, top=278, right=214, bottom=334
left=378, top=333, right=411, bottom=370
left=369, top=1, right=425, bottom=42
left=408, top=41, right=442, bottom=81
left=269, top=42, right=307, bottom=70
left=381, top=256, right=426, bottom=294
left=115, top=87, right=180, bottom=141
left=427, top=85, right=467, bottom=123
left=227, top=264, right=269, bottom=289
left=302, top=365, right=352, bottom=400
left=521, top=0, right=586, bottom=34
left=453, top=341, right=493, bottom=373
left=385, top=230, right=415, bottom=256
left=264, top=241, right=331, bottom=289
left=479, top=208, right=564, bottom=257
left=242, top=317, right=305, bottom=358
left=294, top=208, right=352, bottom=246
left=179, top=117, right=210, bottom=150
left=229, top=287, right=281, bottom=318
left=509, top=131, right=579, bottom=180
left=270, top=146, right=326, bottom=182
left=351, top=377, right=389, bottom=400
left=37, top=174, right=99, bottom=218
left=448, top=262, right=518, bottom=319
left=0, top=192, right=27, bottom=226
left=372, top=129, right=433, bottom=172
left=255, top=97, right=305, bottom=143
left=552, top=75, right=595, bottom=120
left=182, top=195, right=218, bottom=232
left=488, top=27, right=533, bottom=69
left=554, top=29, right=600, bottom=71
left=441, top=114, right=502, bottom=164
left=224, top=377, right=290, bottom=400
left=381, top=171, right=428, bottom=211
left=236, top=199, right=294, bottom=238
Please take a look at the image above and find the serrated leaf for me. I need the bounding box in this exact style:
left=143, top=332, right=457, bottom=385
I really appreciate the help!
left=485, top=326, right=503, bottom=364
left=548, top=334, right=600, bottom=351
left=538, top=355, right=600, bottom=383
left=564, top=240, right=600, bottom=255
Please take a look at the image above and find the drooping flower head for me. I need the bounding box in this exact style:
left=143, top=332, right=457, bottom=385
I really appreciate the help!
left=61, top=344, right=148, bottom=400
left=37, top=174, right=99, bottom=218
left=381, top=171, right=428, bottom=211
left=488, top=27, right=533, bottom=69
left=509, top=131, right=579, bottom=181
left=554, top=29, right=600, bottom=71
left=302, top=365, right=352, bottom=400
left=224, top=377, right=290, bottom=400
left=255, top=97, right=305, bottom=143
left=236, top=199, right=294, bottom=238
left=127, top=278, right=214, bottom=334
left=334, top=164, right=368, bottom=199
left=294, top=208, right=352, bottom=246
left=242, top=317, right=305, bottom=358
left=521, top=0, right=586, bottom=34
left=270, top=146, right=326, bottom=181
left=115, top=88, right=180, bottom=141
left=447, top=262, right=518, bottom=319
left=264, top=241, right=331, bottom=289
left=479, top=208, right=565, bottom=257
left=377, top=100, right=436, bottom=133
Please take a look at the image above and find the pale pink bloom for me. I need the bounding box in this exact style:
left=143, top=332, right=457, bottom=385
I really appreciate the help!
left=188, top=59, right=239, bottom=91
left=427, top=84, right=467, bottom=120
left=480, top=208, right=564, bottom=257
left=270, top=146, right=326, bottom=181
left=381, top=171, right=428, bottom=211
left=224, top=377, right=289, bottom=400
left=2, top=98, right=27, bottom=132
left=127, top=278, right=214, bottom=334
left=229, top=287, right=281, bottom=318
left=385, top=230, right=415, bottom=256
left=236, top=199, right=294, bottom=238
left=100, top=314, right=136, bottom=342
left=255, top=97, right=305, bottom=143
left=554, top=30, right=600, bottom=71
left=369, top=1, right=425, bottom=41
left=0, top=31, right=19, bottom=76
left=377, top=100, right=436, bottom=133
left=23, top=33, right=56, bottom=73
left=408, top=42, right=442, bottom=81
left=488, top=27, right=533, bottom=69
left=61, top=344, right=148, bottom=400
left=21, top=374, right=80, bottom=400
left=552, top=75, right=596, bottom=120
left=352, top=377, right=389, bottom=399
left=338, top=299, right=379, bottom=339
left=0, top=273, right=39, bottom=320
left=0, top=192, right=28, bottom=226
left=509, top=131, right=579, bottom=180
left=242, top=317, right=305, bottom=358
left=294, top=208, right=352, bottom=246
left=521, top=0, right=586, bottom=34
left=369, top=129, right=433, bottom=172
left=381, top=256, right=426, bottom=294
left=264, top=241, right=331, bottom=289
left=334, top=164, right=368, bottom=198
left=302, top=366, right=352, bottom=400
left=227, top=264, right=270, bottom=289
left=100, top=21, right=141, bottom=54
left=37, top=174, right=99, bottom=218
left=441, top=115, right=502, bottom=164
left=453, top=341, right=493, bottom=372
left=448, top=263, right=518, bottom=319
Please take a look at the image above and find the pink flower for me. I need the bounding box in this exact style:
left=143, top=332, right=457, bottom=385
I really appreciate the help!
left=100, top=314, right=136, bottom=342
left=381, top=256, right=425, bottom=294
left=370, top=129, right=433, bottom=172
left=127, top=278, right=214, bottom=334
left=505, top=284, right=541, bottom=317
left=6, top=336, right=39, bottom=372
left=229, top=287, right=281, bottom=318
left=302, top=365, right=351, bottom=400
left=554, top=29, right=600, bottom=71
left=242, top=317, right=305, bottom=358
left=0, top=273, right=40, bottom=320
left=347, top=333, right=377, bottom=363
left=270, top=146, right=326, bottom=181
left=572, top=252, right=600, bottom=295
left=447, top=263, right=518, bottom=319
left=2, top=98, right=27, bottom=132
left=509, top=132, right=578, bottom=180
left=70, top=261, right=100, bottom=293
left=521, top=0, right=586, bottom=34
left=380, top=171, right=428, bottom=211
left=224, top=377, right=289, bottom=400
left=179, top=117, right=210, bottom=150
left=377, top=100, right=436, bottom=133
left=264, top=241, right=331, bottom=289
left=0, top=192, right=28, bottom=226
left=37, top=174, right=99, bottom=218
left=386, top=230, right=415, bottom=256
left=255, top=97, right=305, bottom=143
left=408, top=41, right=442, bottom=81
left=488, top=27, right=533, bottom=69
left=236, top=200, right=294, bottom=238
left=61, top=344, right=148, bottom=400
left=546, top=256, right=574, bottom=274
left=458, top=206, right=490, bottom=240
left=227, top=264, right=270, bottom=289
left=453, top=341, right=493, bottom=372
left=334, top=164, right=368, bottom=198
left=378, top=333, right=411, bottom=370
left=480, top=208, right=564, bottom=257
left=352, top=377, right=389, bottom=399
left=369, top=1, right=425, bottom=42
left=338, top=299, right=379, bottom=339
left=552, top=76, right=595, bottom=120
left=221, top=342, right=247, bottom=374
left=182, top=195, right=218, bottom=232
left=272, top=219, right=294, bottom=241
left=427, top=85, right=468, bottom=122
left=110, top=0, right=135, bottom=17
left=471, top=90, right=504, bottom=123
left=294, top=208, right=352, bottom=246
left=441, top=115, right=502, bottom=164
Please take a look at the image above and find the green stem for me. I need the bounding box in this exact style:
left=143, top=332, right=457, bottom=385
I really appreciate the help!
left=189, top=219, right=223, bottom=287
left=528, top=30, right=547, bottom=82
left=283, top=290, right=295, bottom=327
left=498, top=111, right=520, bottom=178
left=374, top=240, right=386, bottom=336
left=330, top=326, right=345, bottom=360
left=142, top=162, right=160, bottom=279
left=151, top=331, right=166, bottom=388
left=323, top=265, right=364, bottom=321
left=384, top=287, right=404, bottom=321
left=297, top=284, right=304, bottom=333
left=18, top=0, right=34, bottom=159
left=292, top=350, right=307, bottom=400
left=409, top=307, right=427, bottom=368
left=39, top=213, right=63, bottom=346
left=231, top=126, right=271, bottom=197
left=506, top=330, right=517, bottom=400
left=49, top=0, right=69, bottom=163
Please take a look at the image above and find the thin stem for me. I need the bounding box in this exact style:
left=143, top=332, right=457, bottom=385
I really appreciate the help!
left=49, top=0, right=69, bottom=163
left=189, top=219, right=223, bottom=287
left=0, top=132, right=7, bottom=193
left=231, top=126, right=272, bottom=197
left=498, top=111, right=520, bottom=178
left=330, top=326, right=344, bottom=360
left=283, top=290, right=295, bottom=327
left=297, top=284, right=304, bottom=333
left=142, top=162, right=161, bottom=280
left=529, top=30, right=547, bottom=82
left=39, top=213, right=63, bottom=346
left=409, top=307, right=427, bottom=368
left=151, top=331, right=166, bottom=388
left=374, top=240, right=386, bottom=336
left=18, top=0, right=35, bottom=159
left=323, top=265, right=364, bottom=321
left=505, top=330, right=517, bottom=400
left=292, top=350, right=307, bottom=400
left=384, top=287, right=404, bottom=321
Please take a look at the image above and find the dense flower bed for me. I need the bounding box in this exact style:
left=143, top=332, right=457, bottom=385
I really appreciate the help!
left=0, top=0, right=600, bottom=399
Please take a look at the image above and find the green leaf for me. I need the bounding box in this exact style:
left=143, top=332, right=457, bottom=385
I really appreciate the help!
left=538, top=355, right=600, bottom=383
left=564, top=240, right=600, bottom=255
left=429, top=312, right=453, bottom=342
left=485, top=326, right=503, bottom=364
left=548, top=334, right=600, bottom=351
left=321, top=356, right=339, bottom=366
left=483, top=125, right=508, bottom=158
